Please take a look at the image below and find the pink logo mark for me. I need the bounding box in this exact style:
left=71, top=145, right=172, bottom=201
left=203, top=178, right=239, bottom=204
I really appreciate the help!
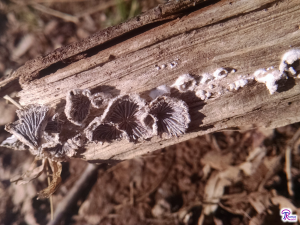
left=280, top=208, right=297, bottom=222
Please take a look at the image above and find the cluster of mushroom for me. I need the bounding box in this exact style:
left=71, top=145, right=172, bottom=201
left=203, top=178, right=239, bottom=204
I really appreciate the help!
left=1, top=88, right=190, bottom=198
left=3, top=89, right=190, bottom=163
left=67, top=89, right=190, bottom=145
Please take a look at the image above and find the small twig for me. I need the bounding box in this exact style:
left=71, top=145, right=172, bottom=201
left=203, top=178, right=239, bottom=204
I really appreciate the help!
left=285, top=146, right=293, bottom=197
left=283, top=127, right=300, bottom=197
left=3, top=95, right=22, bottom=109
left=211, top=134, right=221, bottom=152
left=46, top=159, right=54, bottom=220
left=129, top=181, right=134, bottom=205
left=31, top=3, right=79, bottom=23
left=47, top=163, right=99, bottom=225
left=197, top=212, right=204, bottom=225
left=218, top=202, right=247, bottom=216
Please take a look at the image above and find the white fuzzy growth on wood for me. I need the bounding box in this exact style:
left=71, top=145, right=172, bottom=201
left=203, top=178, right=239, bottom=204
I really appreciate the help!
left=230, top=79, right=248, bottom=91
left=213, top=68, right=228, bottom=80
left=89, top=92, right=112, bottom=109
left=200, top=73, right=214, bottom=84
left=279, top=49, right=300, bottom=77
left=195, top=89, right=207, bottom=100
left=149, top=85, right=171, bottom=100
left=254, top=69, right=283, bottom=95
left=171, top=74, right=196, bottom=92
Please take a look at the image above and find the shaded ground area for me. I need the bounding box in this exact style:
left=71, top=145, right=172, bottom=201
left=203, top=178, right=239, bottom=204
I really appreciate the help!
left=1, top=1, right=300, bottom=225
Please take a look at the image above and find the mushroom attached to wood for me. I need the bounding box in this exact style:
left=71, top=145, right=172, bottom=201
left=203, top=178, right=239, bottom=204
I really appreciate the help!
left=86, top=94, right=152, bottom=143
left=148, top=96, right=190, bottom=137
left=65, top=89, right=92, bottom=126
left=102, top=95, right=153, bottom=141
left=5, top=104, right=52, bottom=155
left=85, top=118, right=125, bottom=143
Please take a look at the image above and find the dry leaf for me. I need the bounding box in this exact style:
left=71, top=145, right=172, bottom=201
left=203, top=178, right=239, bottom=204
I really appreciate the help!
left=38, top=161, right=62, bottom=199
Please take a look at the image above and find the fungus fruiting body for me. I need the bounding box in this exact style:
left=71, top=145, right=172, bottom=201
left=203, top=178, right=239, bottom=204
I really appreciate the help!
left=0, top=135, right=29, bottom=151
left=195, top=89, right=209, bottom=100
left=86, top=95, right=152, bottom=142
left=149, top=85, right=171, bottom=100
left=229, top=79, right=248, bottom=91
left=171, top=74, right=196, bottom=92
left=89, top=92, right=112, bottom=109
left=200, top=73, right=214, bottom=84
left=213, top=68, right=228, bottom=80
left=5, top=104, right=52, bottom=154
left=85, top=118, right=125, bottom=143
left=279, top=49, right=300, bottom=77
left=254, top=69, right=283, bottom=94
left=65, top=89, right=91, bottom=126
left=148, top=96, right=190, bottom=137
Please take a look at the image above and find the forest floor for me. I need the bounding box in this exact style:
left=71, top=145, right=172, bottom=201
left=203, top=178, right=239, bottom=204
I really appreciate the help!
left=0, top=1, right=300, bottom=225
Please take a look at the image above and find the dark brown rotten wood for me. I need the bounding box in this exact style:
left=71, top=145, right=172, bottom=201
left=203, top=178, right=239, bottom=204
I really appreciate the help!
left=2, top=0, right=300, bottom=162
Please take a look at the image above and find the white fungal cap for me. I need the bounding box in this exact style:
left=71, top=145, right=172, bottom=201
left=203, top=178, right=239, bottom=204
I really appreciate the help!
left=101, top=94, right=153, bottom=141
left=65, top=89, right=92, bottom=126
left=171, top=74, right=196, bottom=92
left=213, top=68, right=228, bottom=80
left=229, top=83, right=236, bottom=90
left=279, top=49, right=300, bottom=76
left=148, top=96, right=190, bottom=137
left=149, top=85, right=171, bottom=100
left=254, top=69, right=283, bottom=95
left=200, top=73, right=214, bottom=84
left=233, top=79, right=248, bottom=90
left=205, top=92, right=211, bottom=98
left=5, top=104, right=52, bottom=155
left=195, top=89, right=207, bottom=100
left=89, top=92, right=112, bottom=109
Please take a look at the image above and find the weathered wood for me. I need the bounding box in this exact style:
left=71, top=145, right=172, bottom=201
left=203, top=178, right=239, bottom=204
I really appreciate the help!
left=2, top=0, right=300, bottom=162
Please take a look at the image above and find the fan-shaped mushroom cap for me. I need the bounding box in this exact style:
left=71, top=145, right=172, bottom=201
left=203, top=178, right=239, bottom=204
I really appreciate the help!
left=89, top=92, right=112, bottom=109
left=85, top=117, right=125, bottom=143
left=65, top=89, right=91, bottom=126
left=148, top=96, right=190, bottom=137
left=101, top=94, right=153, bottom=141
left=5, top=104, right=52, bottom=154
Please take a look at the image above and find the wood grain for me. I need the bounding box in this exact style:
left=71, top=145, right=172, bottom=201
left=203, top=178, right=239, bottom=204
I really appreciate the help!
left=2, top=0, right=300, bottom=162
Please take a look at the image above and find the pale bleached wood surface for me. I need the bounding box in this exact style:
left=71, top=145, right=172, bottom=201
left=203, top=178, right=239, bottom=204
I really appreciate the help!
left=3, top=0, right=300, bottom=162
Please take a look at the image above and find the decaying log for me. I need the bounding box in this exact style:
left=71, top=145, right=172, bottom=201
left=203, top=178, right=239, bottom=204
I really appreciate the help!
left=2, top=0, right=300, bottom=162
